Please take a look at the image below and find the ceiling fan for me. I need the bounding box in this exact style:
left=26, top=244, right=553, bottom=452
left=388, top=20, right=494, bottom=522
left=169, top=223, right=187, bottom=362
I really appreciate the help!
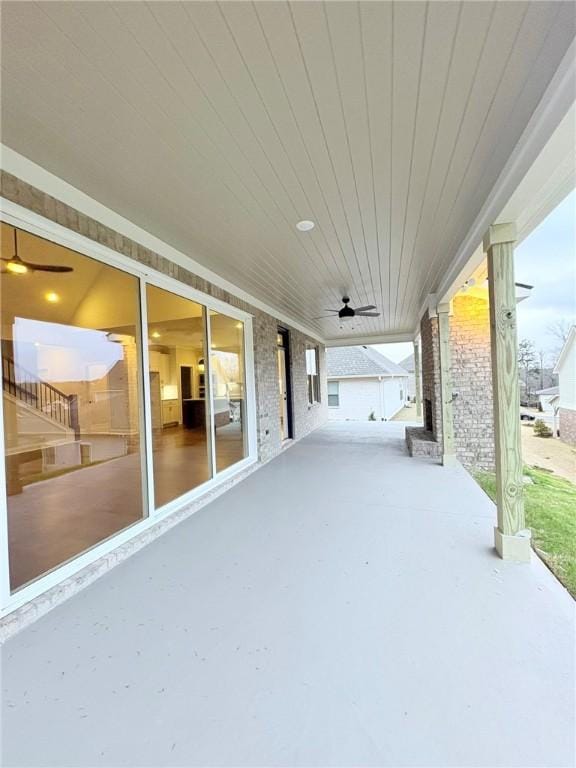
left=1, top=229, right=74, bottom=274
left=314, top=296, right=381, bottom=321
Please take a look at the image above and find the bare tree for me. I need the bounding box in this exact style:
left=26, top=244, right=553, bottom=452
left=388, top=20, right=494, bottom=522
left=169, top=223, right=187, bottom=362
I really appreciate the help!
left=518, top=339, right=537, bottom=401
left=537, top=349, right=547, bottom=390
left=547, top=318, right=572, bottom=349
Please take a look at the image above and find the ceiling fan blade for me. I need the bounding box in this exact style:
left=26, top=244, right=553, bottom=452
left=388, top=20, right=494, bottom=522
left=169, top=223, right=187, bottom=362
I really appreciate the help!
left=353, top=305, right=376, bottom=312
left=312, top=314, right=338, bottom=320
left=355, top=311, right=381, bottom=317
left=25, top=263, right=74, bottom=273
left=322, top=309, right=340, bottom=312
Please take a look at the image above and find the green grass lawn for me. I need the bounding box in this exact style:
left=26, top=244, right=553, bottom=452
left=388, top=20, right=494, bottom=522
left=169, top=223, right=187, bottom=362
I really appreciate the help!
left=474, top=467, right=576, bottom=598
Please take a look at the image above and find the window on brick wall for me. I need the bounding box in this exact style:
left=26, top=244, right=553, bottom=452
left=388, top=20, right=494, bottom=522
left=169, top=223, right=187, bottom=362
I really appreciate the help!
left=306, top=345, right=320, bottom=405
left=328, top=381, right=339, bottom=407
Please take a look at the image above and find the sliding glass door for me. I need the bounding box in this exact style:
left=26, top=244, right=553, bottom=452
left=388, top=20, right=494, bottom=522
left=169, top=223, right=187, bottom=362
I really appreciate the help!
left=145, top=285, right=211, bottom=508
left=209, top=312, right=247, bottom=472
left=1, top=224, right=147, bottom=591
left=0, top=221, right=254, bottom=600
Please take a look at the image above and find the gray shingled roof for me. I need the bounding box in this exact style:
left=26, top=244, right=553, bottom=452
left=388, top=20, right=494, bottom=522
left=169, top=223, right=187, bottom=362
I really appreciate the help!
left=327, top=346, right=409, bottom=378
left=534, top=386, right=559, bottom=396
left=399, top=353, right=414, bottom=373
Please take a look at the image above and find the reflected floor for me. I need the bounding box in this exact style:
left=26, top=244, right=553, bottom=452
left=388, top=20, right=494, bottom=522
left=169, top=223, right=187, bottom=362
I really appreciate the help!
left=8, top=424, right=244, bottom=591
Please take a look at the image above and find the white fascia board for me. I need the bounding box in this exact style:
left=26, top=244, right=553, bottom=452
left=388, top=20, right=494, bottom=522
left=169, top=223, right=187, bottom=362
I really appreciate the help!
left=553, top=326, right=576, bottom=374
left=431, top=39, right=576, bottom=309
left=0, top=145, right=325, bottom=344
left=515, top=284, right=533, bottom=303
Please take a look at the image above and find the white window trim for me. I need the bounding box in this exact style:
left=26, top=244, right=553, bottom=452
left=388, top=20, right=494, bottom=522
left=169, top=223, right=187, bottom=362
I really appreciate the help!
left=0, top=198, right=258, bottom=617
left=306, top=345, right=321, bottom=406
left=327, top=380, right=340, bottom=408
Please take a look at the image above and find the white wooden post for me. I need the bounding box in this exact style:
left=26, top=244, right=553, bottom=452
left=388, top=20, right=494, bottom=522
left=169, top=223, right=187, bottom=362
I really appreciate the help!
left=413, top=339, right=422, bottom=419
left=437, top=303, right=456, bottom=466
left=484, top=223, right=531, bottom=561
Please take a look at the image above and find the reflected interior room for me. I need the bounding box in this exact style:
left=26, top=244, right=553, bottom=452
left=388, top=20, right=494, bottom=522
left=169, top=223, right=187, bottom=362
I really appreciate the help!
left=1, top=224, right=249, bottom=593
left=145, top=284, right=212, bottom=509
left=1, top=223, right=146, bottom=591
left=210, top=310, right=247, bottom=473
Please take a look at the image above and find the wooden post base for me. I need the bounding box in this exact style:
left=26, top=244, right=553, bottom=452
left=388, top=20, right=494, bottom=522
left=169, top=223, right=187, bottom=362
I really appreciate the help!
left=494, top=527, right=531, bottom=562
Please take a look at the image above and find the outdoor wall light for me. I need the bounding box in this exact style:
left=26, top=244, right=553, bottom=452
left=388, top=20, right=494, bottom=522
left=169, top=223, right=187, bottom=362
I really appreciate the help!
left=460, top=278, right=476, bottom=293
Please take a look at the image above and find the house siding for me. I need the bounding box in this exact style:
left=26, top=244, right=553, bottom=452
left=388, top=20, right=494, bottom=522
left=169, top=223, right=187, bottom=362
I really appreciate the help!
left=557, top=336, right=576, bottom=410
left=327, top=377, right=406, bottom=422
left=554, top=329, right=575, bottom=446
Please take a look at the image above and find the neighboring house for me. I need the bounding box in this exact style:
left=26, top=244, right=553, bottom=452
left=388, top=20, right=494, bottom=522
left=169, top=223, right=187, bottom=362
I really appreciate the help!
left=535, top=386, right=559, bottom=413
left=327, top=346, right=409, bottom=422
left=549, top=394, right=561, bottom=436
left=399, top=353, right=416, bottom=400
left=553, top=326, right=576, bottom=446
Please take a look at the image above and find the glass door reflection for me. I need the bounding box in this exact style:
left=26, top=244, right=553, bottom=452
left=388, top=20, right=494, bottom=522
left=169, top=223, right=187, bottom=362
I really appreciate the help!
left=146, top=285, right=211, bottom=508
left=209, top=312, right=246, bottom=472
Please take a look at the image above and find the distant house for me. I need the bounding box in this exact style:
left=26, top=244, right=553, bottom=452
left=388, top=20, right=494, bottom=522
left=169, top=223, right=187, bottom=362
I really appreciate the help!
left=399, top=353, right=416, bottom=400
left=553, top=326, right=576, bottom=446
left=535, top=385, right=559, bottom=414
left=327, top=346, right=409, bottom=422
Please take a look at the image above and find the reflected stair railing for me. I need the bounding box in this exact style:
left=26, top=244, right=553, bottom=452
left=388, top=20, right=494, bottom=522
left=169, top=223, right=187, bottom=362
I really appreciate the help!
left=1, top=352, right=80, bottom=439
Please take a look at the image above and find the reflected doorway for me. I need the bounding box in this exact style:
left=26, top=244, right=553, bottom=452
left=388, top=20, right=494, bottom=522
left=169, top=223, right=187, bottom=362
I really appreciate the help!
left=277, top=328, right=293, bottom=441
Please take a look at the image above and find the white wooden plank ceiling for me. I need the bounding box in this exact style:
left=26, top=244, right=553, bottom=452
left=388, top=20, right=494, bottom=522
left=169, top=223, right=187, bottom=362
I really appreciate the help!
left=1, top=1, right=574, bottom=340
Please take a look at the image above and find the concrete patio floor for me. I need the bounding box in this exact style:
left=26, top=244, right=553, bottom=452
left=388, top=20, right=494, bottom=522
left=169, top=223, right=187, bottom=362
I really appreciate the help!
left=2, top=422, right=574, bottom=767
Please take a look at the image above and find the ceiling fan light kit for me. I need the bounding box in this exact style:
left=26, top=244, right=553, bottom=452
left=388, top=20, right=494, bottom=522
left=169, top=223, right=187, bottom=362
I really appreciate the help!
left=2, top=228, right=74, bottom=274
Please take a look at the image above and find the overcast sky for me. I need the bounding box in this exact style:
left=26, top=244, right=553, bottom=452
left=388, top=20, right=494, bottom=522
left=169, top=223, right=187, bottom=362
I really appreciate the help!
left=375, top=189, right=576, bottom=366
left=515, top=188, right=575, bottom=359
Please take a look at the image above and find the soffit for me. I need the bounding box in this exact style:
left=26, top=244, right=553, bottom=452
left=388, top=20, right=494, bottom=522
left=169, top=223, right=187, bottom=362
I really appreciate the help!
left=1, top=1, right=574, bottom=340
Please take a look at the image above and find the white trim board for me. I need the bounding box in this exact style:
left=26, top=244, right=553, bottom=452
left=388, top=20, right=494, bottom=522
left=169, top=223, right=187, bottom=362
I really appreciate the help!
left=0, top=145, right=325, bottom=344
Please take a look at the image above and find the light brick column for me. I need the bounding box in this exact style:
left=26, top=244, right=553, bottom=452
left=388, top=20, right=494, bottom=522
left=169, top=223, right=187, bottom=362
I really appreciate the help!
left=485, top=223, right=530, bottom=562
left=437, top=303, right=456, bottom=466
left=413, top=339, right=422, bottom=419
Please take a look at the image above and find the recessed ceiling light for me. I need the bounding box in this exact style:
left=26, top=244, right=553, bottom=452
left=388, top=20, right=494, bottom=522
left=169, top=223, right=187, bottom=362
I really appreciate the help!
left=235, top=322, right=243, bottom=329
left=151, top=331, right=161, bottom=339
left=45, top=291, right=60, bottom=303
left=296, top=220, right=315, bottom=232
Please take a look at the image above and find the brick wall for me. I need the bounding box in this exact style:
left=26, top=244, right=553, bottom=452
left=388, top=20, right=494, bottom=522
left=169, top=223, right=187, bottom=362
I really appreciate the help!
left=559, top=408, right=576, bottom=446
left=450, top=294, right=495, bottom=470
left=0, top=171, right=327, bottom=465
left=420, top=310, right=442, bottom=440
left=419, top=296, right=495, bottom=471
